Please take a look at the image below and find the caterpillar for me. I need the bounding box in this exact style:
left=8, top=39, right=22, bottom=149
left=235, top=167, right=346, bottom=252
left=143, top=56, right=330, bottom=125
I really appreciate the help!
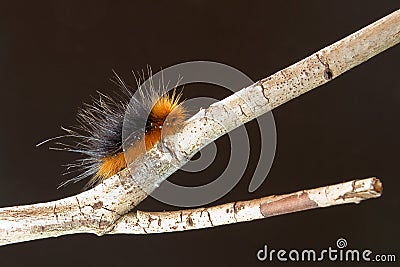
left=43, top=71, right=187, bottom=189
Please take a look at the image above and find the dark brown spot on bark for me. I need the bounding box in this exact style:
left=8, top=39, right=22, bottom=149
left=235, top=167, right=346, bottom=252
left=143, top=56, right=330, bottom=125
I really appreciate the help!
left=235, top=202, right=246, bottom=211
left=92, top=201, right=103, bottom=210
left=187, top=216, right=194, bottom=226
left=324, top=68, right=333, bottom=80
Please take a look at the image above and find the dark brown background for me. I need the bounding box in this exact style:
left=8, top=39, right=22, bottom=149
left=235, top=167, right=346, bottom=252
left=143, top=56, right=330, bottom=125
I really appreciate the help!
left=0, top=1, right=399, bottom=266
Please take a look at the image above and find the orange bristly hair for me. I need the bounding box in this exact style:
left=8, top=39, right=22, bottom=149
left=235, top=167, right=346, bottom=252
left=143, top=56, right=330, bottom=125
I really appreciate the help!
left=90, top=92, right=186, bottom=186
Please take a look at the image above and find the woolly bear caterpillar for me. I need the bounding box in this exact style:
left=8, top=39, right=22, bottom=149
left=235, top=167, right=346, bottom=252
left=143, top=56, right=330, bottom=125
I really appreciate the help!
left=40, top=70, right=187, bottom=189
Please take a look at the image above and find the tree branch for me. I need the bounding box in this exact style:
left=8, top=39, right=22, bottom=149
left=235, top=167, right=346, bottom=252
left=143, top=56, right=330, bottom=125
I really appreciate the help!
left=109, top=177, right=382, bottom=234
left=0, top=9, right=398, bottom=246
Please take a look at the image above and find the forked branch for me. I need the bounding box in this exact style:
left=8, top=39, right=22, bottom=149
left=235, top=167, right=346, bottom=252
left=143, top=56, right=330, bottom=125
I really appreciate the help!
left=0, top=9, right=399, bottom=246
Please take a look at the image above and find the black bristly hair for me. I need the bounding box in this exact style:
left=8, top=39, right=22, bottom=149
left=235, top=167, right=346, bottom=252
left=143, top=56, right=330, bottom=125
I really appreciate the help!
left=48, top=69, right=186, bottom=189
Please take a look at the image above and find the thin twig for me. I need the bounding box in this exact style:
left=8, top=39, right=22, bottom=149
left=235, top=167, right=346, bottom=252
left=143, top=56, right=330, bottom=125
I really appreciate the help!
left=109, top=177, right=382, bottom=234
